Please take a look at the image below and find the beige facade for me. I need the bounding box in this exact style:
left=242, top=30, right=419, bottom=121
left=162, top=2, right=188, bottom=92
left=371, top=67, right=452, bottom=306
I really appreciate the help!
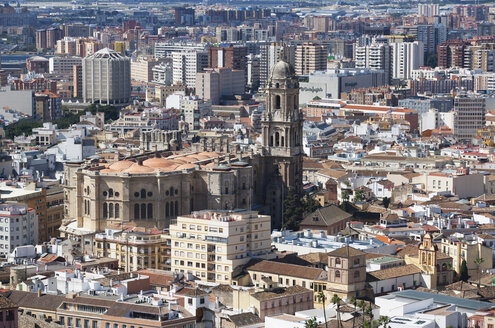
left=131, top=57, right=160, bottom=83
left=295, top=43, right=327, bottom=75
left=440, top=237, right=493, bottom=275
left=411, top=171, right=485, bottom=199
left=170, top=210, right=271, bottom=284
left=327, top=246, right=367, bottom=300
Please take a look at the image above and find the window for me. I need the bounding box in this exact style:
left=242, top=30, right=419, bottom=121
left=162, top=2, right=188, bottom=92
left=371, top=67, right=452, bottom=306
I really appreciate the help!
left=109, top=189, right=113, bottom=197
left=141, top=189, right=146, bottom=199
left=335, top=258, right=341, bottom=265
left=141, top=203, right=146, bottom=219
left=134, top=204, right=139, bottom=219
left=354, top=271, right=360, bottom=278
left=147, top=203, right=153, bottom=219
left=109, top=203, right=114, bottom=218
left=103, top=203, right=108, bottom=218
left=115, top=204, right=119, bottom=218
left=335, top=270, right=341, bottom=279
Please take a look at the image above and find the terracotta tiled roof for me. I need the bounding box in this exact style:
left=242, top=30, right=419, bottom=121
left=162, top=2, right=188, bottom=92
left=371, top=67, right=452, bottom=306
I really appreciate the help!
left=327, top=246, right=366, bottom=258
left=367, top=264, right=421, bottom=281
left=247, top=260, right=325, bottom=280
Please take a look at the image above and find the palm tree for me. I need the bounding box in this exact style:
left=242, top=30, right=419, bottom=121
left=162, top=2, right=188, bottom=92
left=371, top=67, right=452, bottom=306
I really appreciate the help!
left=365, top=304, right=373, bottom=328
left=318, top=291, right=328, bottom=328
left=358, top=299, right=366, bottom=328
left=474, top=257, right=485, bottom=288
left=379, top=316, right=391, bottom=328
left=305, top=317, right=319, bottom=328
left=331, top=294, right=342, bottom=328
left=350, top=296, right=357, bottom=328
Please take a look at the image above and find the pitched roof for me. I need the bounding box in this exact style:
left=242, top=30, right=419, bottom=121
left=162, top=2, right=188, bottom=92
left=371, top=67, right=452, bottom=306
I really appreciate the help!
left=251, top=286, right=311, bottom=301
left=367, top=264, right=421, bottom=281
left=227, top=312, right=262, bottom=327
left=2, top=291, right=64, bottom=311
left=327, top=246, right=366, bottom=258
left=247, top=260, right=325, bottom=280
left=300, top=204, right=352, bottom=228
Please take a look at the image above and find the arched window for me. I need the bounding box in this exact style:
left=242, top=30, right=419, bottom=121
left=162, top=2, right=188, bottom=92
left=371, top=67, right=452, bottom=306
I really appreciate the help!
left=166, top=202, right=169, bottom=217
left=275, top=132, right=280, bottom=147
left=115, top=204, right=119, bottom=218
left=421, top=252, right=426, bottom=264
left=427, top=253, right=432, bottom=266
left=103, top=203, right=108, bottom=218
left=281, top=136, right=285, bottom=147
left=175, top=201, right=178, bottom=216
left=141, top=189, right=146, bottom=199
left=275, top=95, right=281, bottom=109
left=134, top=204, right=140, bottom=220
left=169, top=187, right=174, bottom=197
left=147, top=203, right=153, bottom=219
left=354, top=270, right=360, bottom=278
left=335, top=258, right=341, bottom=265
left=170, top=201, right=174, bottom=217
left=442, top=263, right=447, bottom=271
left=109, top=203, right=114, bottom=218
left=109, top=189, right=113, bottom=198
left=270, top=135, right=273, bottom=146
left=141, top=203, right=146, bottom=219
left=335, top=270, right=341, bottom=279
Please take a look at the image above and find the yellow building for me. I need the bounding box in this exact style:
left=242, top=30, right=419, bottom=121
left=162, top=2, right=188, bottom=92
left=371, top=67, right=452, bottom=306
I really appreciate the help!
left=95, top=228, right=170, bottom=271
left=170, top=209, right=272, bottom=284
left=405, top=234, right=454, bottom=289
left=440, top=236, right=493, bottom=276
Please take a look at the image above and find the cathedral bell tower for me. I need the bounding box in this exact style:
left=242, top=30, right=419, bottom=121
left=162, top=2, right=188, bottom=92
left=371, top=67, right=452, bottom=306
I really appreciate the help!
left=259, top=47, right=304, bottom=228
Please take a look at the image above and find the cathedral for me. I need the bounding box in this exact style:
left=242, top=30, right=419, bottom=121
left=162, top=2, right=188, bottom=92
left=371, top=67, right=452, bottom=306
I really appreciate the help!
left=61, top=50, right=304, bottom=249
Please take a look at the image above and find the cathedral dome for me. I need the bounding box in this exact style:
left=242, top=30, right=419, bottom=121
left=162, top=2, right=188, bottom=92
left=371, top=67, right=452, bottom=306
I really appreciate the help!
left=269, top=59, right=295, bottom=81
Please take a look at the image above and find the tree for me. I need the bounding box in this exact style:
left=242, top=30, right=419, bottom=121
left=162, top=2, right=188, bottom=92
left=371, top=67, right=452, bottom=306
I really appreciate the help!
left=379, top=316, right=391, bottom=328
left=353, top=189, right=366, bottom=202
left=331, top=294, right=342, bottom=328
left=358, top=299, right=366, bottom=328
left=318, top=292, right=328, bottom=328
left=305, top=317, right=319, bottom=328
left=350, top=296, right=357, bottom=328
left=283, top=188, right=304, bottom=231
left=304, top=195, right=321, bottom=214
left=459, top=259, right=469, bottom=282
left=474, top=257, right=485, bottom=288
left=382, top=197, right=391, bottom=209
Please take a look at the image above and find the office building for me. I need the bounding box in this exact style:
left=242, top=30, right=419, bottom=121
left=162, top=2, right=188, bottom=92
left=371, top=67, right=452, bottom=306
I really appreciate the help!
left=392, top=41, right=424, bottom=80
left=82, top=48, right=131, bottom=105
left=453, top=92, right=485, bottom=139
left=152, top=62, right=173, bottom=85
left=73, top=64, right=83, bottom=98
left=172, top=50, right=208, bottom=87
left=49, top=56, right=82, bottom=75
left=295, top=43, right=328, bottom=76
left=170, top=209, right=272, bottom=284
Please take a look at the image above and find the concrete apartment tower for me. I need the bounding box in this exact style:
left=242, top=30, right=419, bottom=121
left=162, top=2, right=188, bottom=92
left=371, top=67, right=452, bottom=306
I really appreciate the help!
left=82, top=48, right=131, bottom=105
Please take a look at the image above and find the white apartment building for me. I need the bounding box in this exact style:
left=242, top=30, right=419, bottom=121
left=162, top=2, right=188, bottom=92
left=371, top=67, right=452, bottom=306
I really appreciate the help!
left=453, top=92, right=485, bottom=139
left=49, top=56, right=82, bottom=75
left=0, top=203, right=38, bottom=256
left=152, top=62, right=173, bottom=85
left=170, top=210, right=272, bottom=284
left=418, top=3, right=439, bottom=17
left=392, top=41, right=424, bottom=80
left=354, top=42, right=391, bottom=84
left=180, top=96, right=211, bottom=130
left=154, top=42, right=207, bottom=59
left=172, top=50, right=208, bottom=88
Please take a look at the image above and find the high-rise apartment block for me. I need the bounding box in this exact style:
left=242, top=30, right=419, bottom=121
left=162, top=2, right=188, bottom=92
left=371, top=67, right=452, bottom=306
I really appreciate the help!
left=260, top=43, right=296, bottom=88
left=208, top=45, right=248, bottom=71
left=418, top=4, right=439, bottom=17
left=295, top=43, right=328, bottom=75
left=170, top=210, right=272, bottom=284
left=0, top=204, right=38, bottom=256
left=416, top=24, right=447, bottom=54
left=82, top=48, right=131, bottom=105
left=73, top=64, right=83, bottom=98
left=195, top=67, right=245, bottom=105
left=453, top=92, right=486, bottom=139
left=391, top=41, right=424, bottom=80
left=172, top=50, right=208, bottom=87
left=354, top=42, right=392, bottom=84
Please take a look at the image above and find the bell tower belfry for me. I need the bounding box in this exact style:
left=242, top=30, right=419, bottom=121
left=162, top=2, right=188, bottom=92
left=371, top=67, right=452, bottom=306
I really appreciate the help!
left=258, top=47, right=304, bottom=228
